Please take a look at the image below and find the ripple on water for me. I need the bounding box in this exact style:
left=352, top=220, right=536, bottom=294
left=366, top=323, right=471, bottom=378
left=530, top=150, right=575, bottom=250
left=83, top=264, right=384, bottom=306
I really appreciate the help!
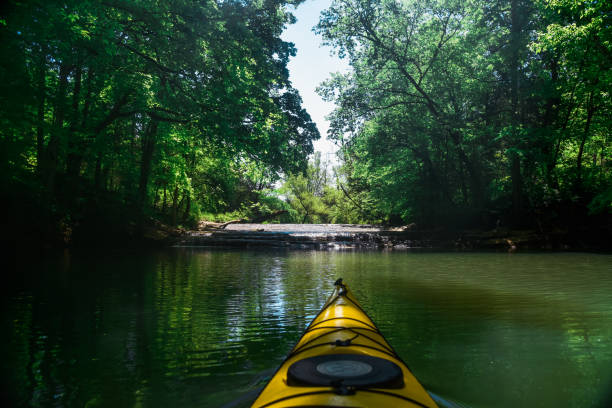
left=2, top=249, right=612, bottom=408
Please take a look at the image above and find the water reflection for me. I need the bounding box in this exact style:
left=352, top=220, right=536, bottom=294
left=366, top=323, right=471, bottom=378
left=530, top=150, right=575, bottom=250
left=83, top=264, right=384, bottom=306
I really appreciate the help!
left=2, top=250, right=612, bottom=407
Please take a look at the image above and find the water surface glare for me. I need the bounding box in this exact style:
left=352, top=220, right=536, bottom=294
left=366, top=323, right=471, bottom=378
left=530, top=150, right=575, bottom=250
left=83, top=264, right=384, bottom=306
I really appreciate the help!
left=3, top=249, right=612, bottom=407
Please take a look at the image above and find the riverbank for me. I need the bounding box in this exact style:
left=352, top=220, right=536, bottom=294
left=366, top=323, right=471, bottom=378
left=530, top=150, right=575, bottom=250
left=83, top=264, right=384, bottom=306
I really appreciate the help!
left=176, top=223, right=611, bottom=252
left=5, top=216, right=609, bottom=255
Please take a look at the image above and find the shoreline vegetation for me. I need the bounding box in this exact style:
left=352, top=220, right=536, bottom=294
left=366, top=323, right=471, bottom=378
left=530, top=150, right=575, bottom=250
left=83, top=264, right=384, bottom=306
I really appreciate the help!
left=1, top=0, right=610, bottom=255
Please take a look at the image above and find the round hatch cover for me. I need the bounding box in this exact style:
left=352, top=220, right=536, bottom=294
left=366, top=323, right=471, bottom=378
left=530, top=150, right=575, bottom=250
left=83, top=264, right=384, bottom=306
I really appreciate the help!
left=316, top=359, right=373, bottom=377
left=287, top=354, right=404, bottom=388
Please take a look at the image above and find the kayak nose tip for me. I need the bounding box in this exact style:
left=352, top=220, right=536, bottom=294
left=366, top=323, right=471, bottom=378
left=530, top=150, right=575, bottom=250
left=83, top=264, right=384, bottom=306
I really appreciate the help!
left=334, top=278, right=347, bottom=296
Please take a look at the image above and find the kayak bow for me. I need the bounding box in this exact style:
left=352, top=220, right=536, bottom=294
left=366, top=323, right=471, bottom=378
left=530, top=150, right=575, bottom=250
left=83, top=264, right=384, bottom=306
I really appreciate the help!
left=251, top=279, right=439, bottom=408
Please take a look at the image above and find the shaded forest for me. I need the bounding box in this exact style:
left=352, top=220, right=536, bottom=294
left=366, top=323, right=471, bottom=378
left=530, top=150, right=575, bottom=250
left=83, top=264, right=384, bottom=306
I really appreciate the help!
left=1, top=0, right=610, bottom=249
left=0, top=0, right=319, bottom=247
left=312, top=0, right=611, bottom=236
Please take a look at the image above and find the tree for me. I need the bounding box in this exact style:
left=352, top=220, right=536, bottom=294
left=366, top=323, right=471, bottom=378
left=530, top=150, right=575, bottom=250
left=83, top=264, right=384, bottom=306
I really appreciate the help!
left=534, top=0, right=611, bottom=201
left=315, top=0, right=610, bottom=228
left=0, top=0, right=319, bottom=244
left=283, top=153, right=330, bottom=223
left=317, top=0, right=500, bottom=224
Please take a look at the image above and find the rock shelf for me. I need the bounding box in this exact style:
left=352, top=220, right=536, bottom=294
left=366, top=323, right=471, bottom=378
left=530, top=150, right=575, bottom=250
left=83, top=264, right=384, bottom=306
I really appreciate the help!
left=175, top=223, right=579, bottom=251
left=177, top=224, right=430, bottom=249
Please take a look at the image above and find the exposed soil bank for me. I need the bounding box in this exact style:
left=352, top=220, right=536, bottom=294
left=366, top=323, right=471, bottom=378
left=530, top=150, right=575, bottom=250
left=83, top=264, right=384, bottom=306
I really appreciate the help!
left=177, top=223, right=611, bottom=251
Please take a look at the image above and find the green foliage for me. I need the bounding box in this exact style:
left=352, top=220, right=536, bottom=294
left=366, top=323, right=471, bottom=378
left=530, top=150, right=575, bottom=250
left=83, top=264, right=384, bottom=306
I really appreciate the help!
left=588, top=187, right=612, bottom=216
left=281, top=153, right=367, bottom=223
left=0, top=0, right=319, bottom=242
left=282, top=153, right=330, bottom=223
left=316, top=0, right=611, bottom=228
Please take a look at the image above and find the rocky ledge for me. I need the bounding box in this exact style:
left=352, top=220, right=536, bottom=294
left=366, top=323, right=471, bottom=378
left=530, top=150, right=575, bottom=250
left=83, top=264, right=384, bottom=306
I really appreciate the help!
left=175, top=224, right=586, bottom=251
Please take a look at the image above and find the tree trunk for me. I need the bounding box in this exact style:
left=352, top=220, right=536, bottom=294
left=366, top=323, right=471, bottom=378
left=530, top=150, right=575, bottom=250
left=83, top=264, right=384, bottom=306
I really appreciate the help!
left=171, top=186, right=179, bottom=225
left=547, top=56, right=585, bottom=188
left=509, top=0, right=524, bottom=223
left=448, top=131, right=483, bottom=209
left=183, top=193, right=191, bottom=223
left=92, top=94, right=131, bottom=191
left=542, top=53, right=562, bottom=187
left=94, top=155, right=103, bottom=191
left=44, top=62, right=70, bottom=193
left=66, top=62, right=84, bottom=178
left=511, top=151, right=522, bottom=218
left=135, top=119, right=159, bottom=236
left=153, top=184, right=160, bottom=209
left=36, top=53, right=46, bottom=176
left=80, top=67, right=94, bottom=129
left=575, top=90, right=596, bottom=192
left=73, top=66, right=95, bottom=183
left=137, top=119, right=159, bottom=211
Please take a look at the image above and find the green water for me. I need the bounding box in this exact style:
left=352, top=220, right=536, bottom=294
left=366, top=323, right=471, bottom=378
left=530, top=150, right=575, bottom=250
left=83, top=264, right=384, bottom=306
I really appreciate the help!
left=3, top=249, right=612, bottom=408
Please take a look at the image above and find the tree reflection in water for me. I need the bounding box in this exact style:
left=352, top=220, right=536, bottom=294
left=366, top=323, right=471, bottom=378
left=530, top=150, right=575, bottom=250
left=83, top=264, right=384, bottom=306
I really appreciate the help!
left=3, top=250, right=612, bottom=407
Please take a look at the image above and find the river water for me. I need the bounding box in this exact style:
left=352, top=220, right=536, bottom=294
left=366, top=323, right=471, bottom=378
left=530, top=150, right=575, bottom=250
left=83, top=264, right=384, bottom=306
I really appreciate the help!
left=3, top=249, right=612, bottom=408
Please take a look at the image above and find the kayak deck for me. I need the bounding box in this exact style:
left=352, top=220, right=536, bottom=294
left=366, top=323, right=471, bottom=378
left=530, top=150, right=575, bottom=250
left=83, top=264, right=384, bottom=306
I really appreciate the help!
left=251, top=279, right=439, bottom=407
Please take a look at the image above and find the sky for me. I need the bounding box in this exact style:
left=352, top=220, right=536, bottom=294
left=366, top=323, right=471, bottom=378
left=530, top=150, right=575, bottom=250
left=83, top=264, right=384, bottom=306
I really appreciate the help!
left=280, top=0, right=350, bottom=166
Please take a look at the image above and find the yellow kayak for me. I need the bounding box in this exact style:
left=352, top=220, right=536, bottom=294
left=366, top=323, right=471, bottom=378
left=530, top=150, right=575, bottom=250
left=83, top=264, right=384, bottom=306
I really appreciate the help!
left=251, top=279, right=439, bottom=408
